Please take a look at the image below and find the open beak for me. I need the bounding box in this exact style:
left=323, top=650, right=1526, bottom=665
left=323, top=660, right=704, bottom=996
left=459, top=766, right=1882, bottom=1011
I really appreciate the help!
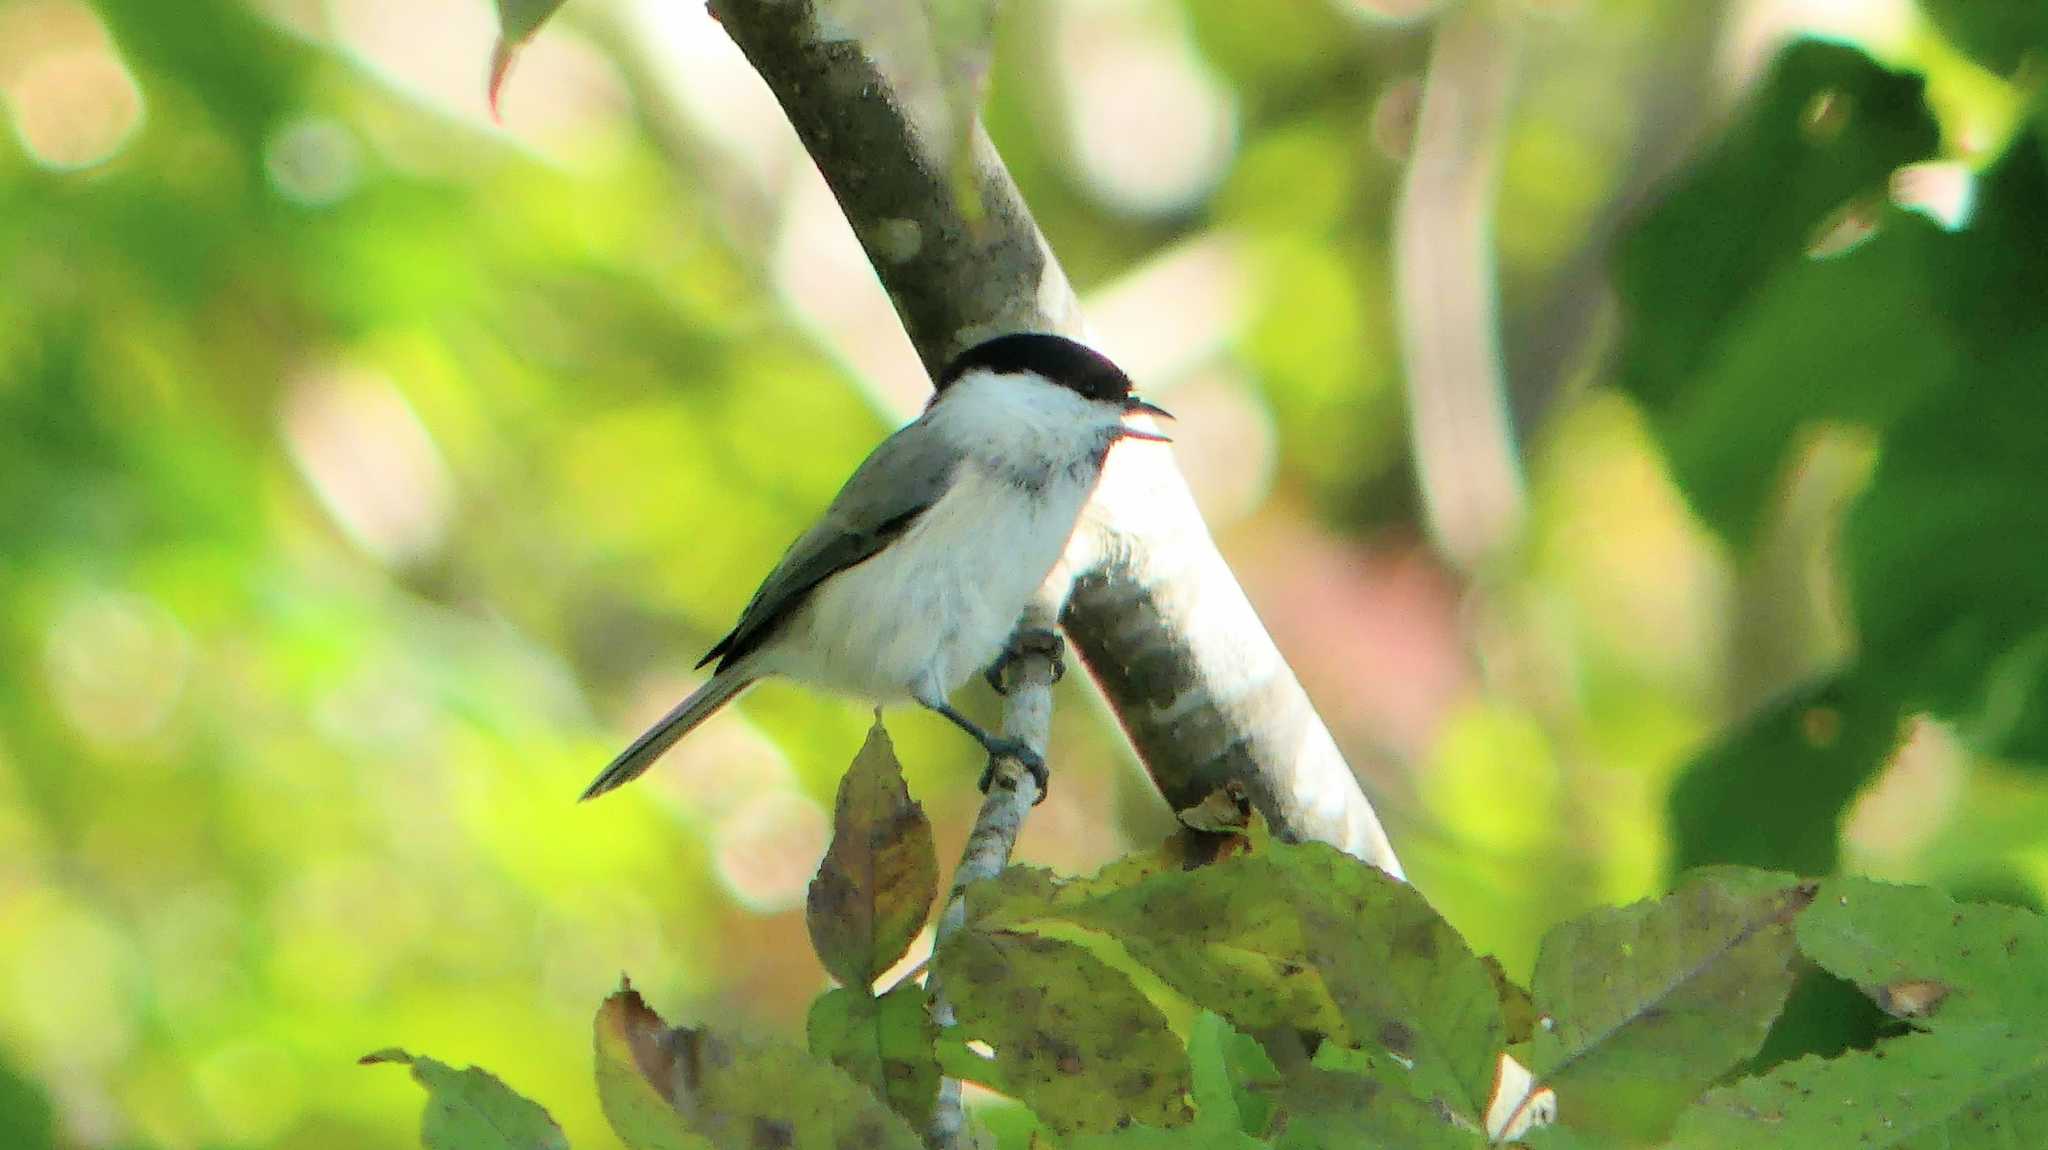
left=1120, top=395, right=1173, bottom=442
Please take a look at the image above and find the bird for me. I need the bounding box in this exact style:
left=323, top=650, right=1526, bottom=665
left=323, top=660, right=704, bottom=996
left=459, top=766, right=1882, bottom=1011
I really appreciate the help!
left=580, top=332, right=1170, bottom=801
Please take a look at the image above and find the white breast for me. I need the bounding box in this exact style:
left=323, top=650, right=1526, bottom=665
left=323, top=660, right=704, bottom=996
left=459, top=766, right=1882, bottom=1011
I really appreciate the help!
left=770, top=459, right=1097, bottom=703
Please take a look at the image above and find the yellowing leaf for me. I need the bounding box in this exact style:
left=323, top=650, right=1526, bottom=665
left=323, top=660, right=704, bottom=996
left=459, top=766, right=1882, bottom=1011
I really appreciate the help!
left=991, top=840, right=1502, bottom=1120
left=936, top=929, right=1192, bottom=1136
left=807, top=719, right=938, bottom=989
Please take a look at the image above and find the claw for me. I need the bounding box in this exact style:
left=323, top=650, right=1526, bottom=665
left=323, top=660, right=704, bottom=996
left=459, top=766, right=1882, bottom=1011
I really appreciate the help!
left=978, top=738, right=1049, bottom=803
left=985, top=627, right=1067, bottom=695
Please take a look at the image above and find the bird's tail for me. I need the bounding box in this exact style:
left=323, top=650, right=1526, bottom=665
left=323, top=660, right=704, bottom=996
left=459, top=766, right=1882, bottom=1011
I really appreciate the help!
left=580, top=673, right=755, bottom=801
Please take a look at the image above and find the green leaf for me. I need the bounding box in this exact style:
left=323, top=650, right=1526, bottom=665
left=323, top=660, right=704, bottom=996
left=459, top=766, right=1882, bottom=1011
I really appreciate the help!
left=1480, top=956, right=1538, bottom=1047
left=495, top=0, right=566, bottom=42
left=590, top=986, right=922, bottom=1150
left=1669, top=673, right=1905, bottom=874
left=988, top=841, right=1502, bottom=1121
left=361, top=1048, right=571, bottom=1150
left=1521, top=1126, right=1638, bottom=1150
left=967, top=815, right=1272, bottom=932
left=1918, top=0, right=2048, bottom=75
left=1064, top=1006, right=1269, bottom=1137
left=1613, top=40, right=1941, bottom=545
left=806, top=985, right=941, bottom=1130
left=1840, top=142, right=2048, bottom=763
left=593, top=985, right=713, bottom=1150
left=1261, top=1063, right=1482, bottom=1150
left=1671, top=1029, right=2048, bottom=1148
left=1526, top=872, right=1814, bottom=1141
left=1797, top=877, right=2048, bottom=1029
left=1618, top=38, right=2048, bottom=775
left=0, top=1053, right=54, bottom=1150
left=1064, top=1013, right=1274, bottom=1148
left=935, top=929, right=1193, bottom=1136
left=807, top=719, right=938, bottom=990
left=1063, top=1123, right=1261, bottom=1150
left=1191, top=1011, right=1277, bottom=1137
left=488, top=0, right=570, bottom=113
left=1744, top=961, right=1887, bottom=1074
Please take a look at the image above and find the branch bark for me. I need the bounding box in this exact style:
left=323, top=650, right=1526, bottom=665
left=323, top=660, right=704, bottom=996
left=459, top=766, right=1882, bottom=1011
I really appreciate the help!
left=706, top=0, right=1401, bottom=876
left=923, top=604, right=1057, bottom=1147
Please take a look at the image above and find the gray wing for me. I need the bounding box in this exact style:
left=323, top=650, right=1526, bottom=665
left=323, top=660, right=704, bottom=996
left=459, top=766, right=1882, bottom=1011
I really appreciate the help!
left=696, top=415, right=964, bottom=673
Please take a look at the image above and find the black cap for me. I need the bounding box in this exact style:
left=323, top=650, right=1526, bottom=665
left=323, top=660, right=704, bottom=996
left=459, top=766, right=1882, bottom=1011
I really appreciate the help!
left=936, top=333, right=1133, bottom=404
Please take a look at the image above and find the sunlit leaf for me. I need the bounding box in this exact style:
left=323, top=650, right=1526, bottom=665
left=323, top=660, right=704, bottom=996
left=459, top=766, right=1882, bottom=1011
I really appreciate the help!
left=1670, top=1030, right=2048, bottom=1149
left=1524, top=872, right=1813, bottom=1141
left=361, top=1048, right=571, bottom=1150
left=806, top=719, right=938, bottom=990
left=1797, top=877, right=2048, bottom=1030
left=935, top=929, right=1193, bottom=1136
left=590, top=986, right=922, bottom=1150
left=806, top=985, right=940, bottom=1130
left=489, top=0, right=569, bottom=115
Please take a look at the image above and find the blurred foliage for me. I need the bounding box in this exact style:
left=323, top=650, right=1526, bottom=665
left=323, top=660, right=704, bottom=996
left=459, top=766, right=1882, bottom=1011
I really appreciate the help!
left=1, top=0, right=2046, bottom=1147
left=1616, top=34, right=2048, bottom=879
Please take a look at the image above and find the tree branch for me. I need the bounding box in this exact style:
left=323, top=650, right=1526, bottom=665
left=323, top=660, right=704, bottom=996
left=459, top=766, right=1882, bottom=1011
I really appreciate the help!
left=922, top=603, right=1056, bottom=1147
left=707, top=0, right=1401, bottom=876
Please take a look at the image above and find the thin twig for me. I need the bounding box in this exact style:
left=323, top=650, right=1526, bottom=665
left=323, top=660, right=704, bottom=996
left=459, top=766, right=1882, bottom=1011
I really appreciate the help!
left=924, top=604, right=1058, bottom=1148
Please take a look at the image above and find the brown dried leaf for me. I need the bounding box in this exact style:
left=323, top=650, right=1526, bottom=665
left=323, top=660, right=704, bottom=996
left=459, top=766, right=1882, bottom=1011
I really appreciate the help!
left=594, top=981, right=710, bottom=1150
left=593, top=984, right=921, bottom=1150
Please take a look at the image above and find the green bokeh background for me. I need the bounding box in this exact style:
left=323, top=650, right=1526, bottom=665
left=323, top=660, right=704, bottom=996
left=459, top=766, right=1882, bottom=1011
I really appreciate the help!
left=2, top=0, right=2044, bottom=1146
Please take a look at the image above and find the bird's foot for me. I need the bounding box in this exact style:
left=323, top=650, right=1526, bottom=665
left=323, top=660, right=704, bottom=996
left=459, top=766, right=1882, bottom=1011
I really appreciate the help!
left=978, top=737, right=1049, bottom=803
left=984, top=627, right=1066, bottom=695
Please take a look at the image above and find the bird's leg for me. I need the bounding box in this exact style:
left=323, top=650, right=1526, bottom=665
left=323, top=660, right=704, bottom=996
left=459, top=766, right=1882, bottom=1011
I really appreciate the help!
left=983, top=626, right=1066, bottom=696
left=922, top=698, right=1049, bottom=800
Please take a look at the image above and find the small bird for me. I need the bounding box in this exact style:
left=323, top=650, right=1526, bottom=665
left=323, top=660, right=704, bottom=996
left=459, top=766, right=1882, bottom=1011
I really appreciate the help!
left=580, top=333, right=1170, bottom=801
